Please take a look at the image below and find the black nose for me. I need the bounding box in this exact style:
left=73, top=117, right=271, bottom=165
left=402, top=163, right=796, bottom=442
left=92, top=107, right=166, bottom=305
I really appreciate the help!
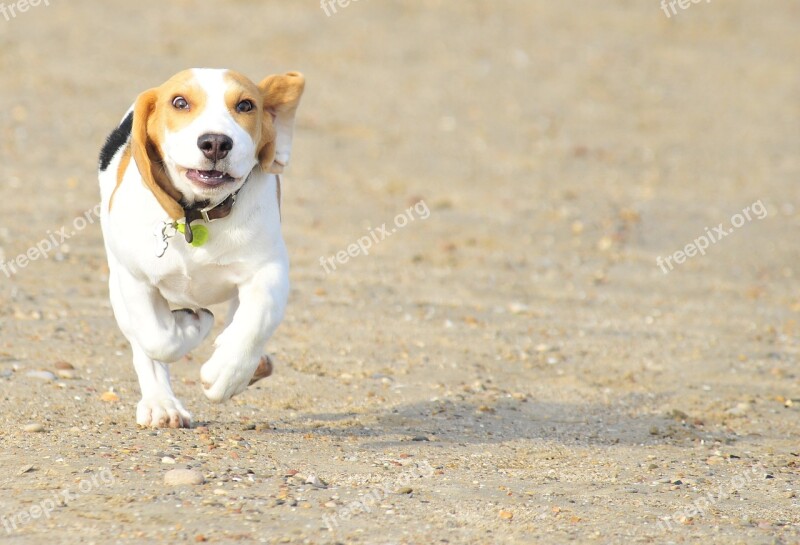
left=197, top=133, right=233, bottom=161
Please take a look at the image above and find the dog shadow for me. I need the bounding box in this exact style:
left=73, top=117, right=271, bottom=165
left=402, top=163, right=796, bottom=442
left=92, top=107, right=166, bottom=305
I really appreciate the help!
left=252, top=395, right=718, bottom=450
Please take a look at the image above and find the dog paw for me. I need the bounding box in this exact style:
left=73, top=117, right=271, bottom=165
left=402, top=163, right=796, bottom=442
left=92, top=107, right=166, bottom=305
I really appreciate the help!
left=249, top=355, right=273, bottom=385
left=173, top=308, right=214, bottom=348
left=137, top=396, right=192, bottom=428
left=200, top=353, right=262, bottom=403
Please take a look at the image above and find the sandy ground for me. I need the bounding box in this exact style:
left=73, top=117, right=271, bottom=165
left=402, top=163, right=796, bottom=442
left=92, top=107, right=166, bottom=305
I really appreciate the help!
left=0, top=0, right=799, bottom=543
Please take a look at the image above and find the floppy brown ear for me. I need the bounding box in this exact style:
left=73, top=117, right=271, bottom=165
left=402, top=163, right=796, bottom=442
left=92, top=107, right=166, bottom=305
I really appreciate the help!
left=131, top=89, right=185, bottom=220
left=257, top=72, right=305, bottom=173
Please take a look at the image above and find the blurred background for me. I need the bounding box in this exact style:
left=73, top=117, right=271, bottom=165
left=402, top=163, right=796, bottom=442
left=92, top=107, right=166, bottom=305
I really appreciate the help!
left=0, top=1, right=799, bottom=543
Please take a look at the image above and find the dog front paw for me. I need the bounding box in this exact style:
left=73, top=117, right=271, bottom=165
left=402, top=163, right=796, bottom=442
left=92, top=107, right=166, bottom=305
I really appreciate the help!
left=137, top=396, right=192, bottom=428
left=200, top=353, right=264, bottom=403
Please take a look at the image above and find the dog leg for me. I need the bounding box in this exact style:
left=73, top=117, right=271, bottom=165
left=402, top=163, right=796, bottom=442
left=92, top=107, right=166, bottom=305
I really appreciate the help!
left=200, top=261, right=288, bottom=402
left=225, top=295, right=240, bottom=328
left=109, top=269, right=207, bottom=428
left=113, top=269, right=214, bottom=363
left=132, top=344, right=192, bottom=428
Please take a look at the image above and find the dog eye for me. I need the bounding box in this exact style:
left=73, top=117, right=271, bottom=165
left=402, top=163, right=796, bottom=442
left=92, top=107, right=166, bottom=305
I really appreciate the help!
left=236, top=100, right=254, bottom=113
left=172, top=97, right=190, bottom=110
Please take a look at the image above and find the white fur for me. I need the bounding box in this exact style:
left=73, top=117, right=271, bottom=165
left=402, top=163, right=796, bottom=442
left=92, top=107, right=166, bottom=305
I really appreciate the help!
left=99, top=69, right=294, bottom=428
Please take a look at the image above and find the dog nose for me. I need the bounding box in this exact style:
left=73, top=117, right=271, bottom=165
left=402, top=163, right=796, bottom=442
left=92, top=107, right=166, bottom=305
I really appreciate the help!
left=197, top=134, right=233, bottom=161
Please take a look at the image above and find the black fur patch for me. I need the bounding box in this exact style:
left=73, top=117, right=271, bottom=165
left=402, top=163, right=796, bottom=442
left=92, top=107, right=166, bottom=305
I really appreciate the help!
left=98, top=111, right=133, bottom=171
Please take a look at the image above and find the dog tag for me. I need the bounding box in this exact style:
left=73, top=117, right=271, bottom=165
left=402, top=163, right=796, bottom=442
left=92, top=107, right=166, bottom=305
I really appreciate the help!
left=153, top=221, right=177, bottom=258
left=176, top=223, right=209, bottom=247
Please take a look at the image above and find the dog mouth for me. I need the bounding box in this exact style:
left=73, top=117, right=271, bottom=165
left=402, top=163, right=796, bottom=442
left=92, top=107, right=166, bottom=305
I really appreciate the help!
left=185, top=169, right=237, bottom=188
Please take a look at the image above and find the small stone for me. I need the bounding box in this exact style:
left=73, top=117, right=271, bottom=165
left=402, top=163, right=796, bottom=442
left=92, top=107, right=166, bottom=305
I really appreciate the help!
left=411, top=435, right=429, bottom=442
left=397, top=487, right=413, bottom=494
left=100, top=391, right=120, bottom=402
left=648, top=463, right=658, bottom=470
left=242, top=423, right=256, bottom=431
left=26, top=370, right=55, bottom=382
left=164, top=468, right=205, bottom=486
left=56, top=370, right=75, bottom=379
left=213, top=488, right=227, bottom=495
left=194, top=535, right=207, bottom=543
left=726, top=403, right=751, bottom=416
left=499, top=510, right=514, bottom=521
left=22, top=423, right=44, bottom=433
left=305, top=475, right=327, bottom=489
left=324, top=501, right=337, bottom=508
left=17, top=465, right=34, bottom=475
left=54, top=361, right=74, bottom=370
left=161, top=456, right=176, bottom=464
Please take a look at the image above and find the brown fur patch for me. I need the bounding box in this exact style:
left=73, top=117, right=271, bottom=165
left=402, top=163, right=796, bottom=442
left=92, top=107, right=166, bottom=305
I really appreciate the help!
left=157, top=70, right=208, bottom=134
left=130, top=70, right=210, bottom=220
left=257, top=72, right=305, bottom=171
left=223, top=70, right=262, bottom=143
left=108, top=146, right=131, bottom=212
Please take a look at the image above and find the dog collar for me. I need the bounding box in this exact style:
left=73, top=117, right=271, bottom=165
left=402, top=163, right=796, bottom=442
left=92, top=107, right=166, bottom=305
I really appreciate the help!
left=181, top=190, right=240, bottom=244
left=152, top=172, right=281, bottom=257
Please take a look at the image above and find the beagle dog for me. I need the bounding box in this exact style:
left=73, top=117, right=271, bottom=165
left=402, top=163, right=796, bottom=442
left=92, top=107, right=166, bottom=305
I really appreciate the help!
left=97, top=69, right=304, bottom=428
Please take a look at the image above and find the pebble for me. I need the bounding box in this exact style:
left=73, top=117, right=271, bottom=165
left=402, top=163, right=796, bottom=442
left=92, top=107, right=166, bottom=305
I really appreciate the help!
left=499, top=510, right=514, bottom=520
left=726, top=403, right=751, bottom=416
left=22, top=423, right=44, bottom=433
left=411, top=435, right=430, bottom=442
left=100, top=391, right=120, bottom=402
left=161, top=456, right=176, bottom=464
left=397, top=487, right=413, bottom=494
left=306, top=475, right=327, bottom=489
left=26, top=370, right=56, bottom=382
left=56, top=370, right=76, bottom=379
left=164, top=468, right=205, bottom=486
left=54, top=361, right=74, bottom=370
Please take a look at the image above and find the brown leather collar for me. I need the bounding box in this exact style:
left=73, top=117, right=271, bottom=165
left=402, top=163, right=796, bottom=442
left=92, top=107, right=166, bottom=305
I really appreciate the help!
left=181, top=191, right=239, bottom=243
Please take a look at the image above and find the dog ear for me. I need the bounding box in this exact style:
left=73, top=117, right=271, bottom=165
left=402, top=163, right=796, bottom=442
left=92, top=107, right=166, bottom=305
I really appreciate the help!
left=257, top=72, right=305, bottom=173
left=130, top=89, right=185, bottom=220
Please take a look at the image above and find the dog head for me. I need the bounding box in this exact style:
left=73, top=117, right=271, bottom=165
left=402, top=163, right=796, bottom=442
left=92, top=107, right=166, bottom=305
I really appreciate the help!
left=130, top=68, right=305, bottom=219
